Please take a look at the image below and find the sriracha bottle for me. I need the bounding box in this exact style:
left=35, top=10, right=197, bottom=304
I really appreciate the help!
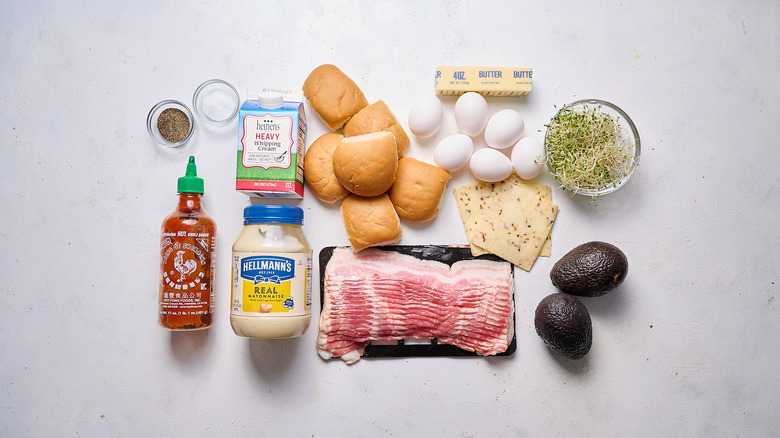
left=159, top=156, right=216, bottom=330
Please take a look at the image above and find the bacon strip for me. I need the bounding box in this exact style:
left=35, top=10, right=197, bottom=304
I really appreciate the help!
left=317, top=248, right=514, bottom=364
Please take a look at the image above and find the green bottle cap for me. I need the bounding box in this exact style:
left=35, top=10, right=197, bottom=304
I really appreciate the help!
left=177, top=156, right=204, bottom=194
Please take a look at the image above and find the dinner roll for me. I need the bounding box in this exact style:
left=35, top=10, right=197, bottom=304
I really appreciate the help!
left=332, top=131, right=398, bottom=197
left=302, top=64, right=368, bottom=130
left=343, top=100, right=410, bottom=156
left=304, top=133, right=349, bottom=204
left=389, top=157, right=451, bottom=223
left=340, top=193, right=402, bottom=251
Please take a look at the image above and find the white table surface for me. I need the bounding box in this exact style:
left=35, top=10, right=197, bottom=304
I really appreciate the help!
left=2, top=1, right=779, bottom=436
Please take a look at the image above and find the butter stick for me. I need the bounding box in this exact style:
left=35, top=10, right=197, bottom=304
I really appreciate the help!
left=435, top=66, right=533, bottom=97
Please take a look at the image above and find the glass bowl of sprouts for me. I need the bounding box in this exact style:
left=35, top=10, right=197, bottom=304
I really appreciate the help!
left=544, top=99, right=640, bottom=197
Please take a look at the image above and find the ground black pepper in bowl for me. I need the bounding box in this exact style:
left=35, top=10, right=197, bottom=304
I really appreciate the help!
left=147, top=100, right=195, bottom=147
left=157, top=108, right=190, bottom=143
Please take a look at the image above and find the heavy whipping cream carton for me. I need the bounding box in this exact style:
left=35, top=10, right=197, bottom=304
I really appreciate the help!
left=236, top=89, right=306, bottom=198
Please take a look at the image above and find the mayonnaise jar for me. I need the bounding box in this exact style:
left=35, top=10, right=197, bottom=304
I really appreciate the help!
left=230, top=205, right=312, bottom=338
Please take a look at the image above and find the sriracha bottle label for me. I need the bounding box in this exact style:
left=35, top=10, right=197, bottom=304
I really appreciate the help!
left=159, top=229, right=215, bottom=329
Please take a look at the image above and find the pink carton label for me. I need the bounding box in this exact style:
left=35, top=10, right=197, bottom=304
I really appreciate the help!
left=240, top=113, right=294, bottom=170
left=236, top=98, right=306, bottom=198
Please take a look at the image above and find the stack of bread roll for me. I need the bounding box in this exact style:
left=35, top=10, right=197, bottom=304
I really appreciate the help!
left=303, top=64, right=450, bottom=251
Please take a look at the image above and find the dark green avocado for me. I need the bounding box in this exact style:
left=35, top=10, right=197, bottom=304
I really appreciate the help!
left=550, top=241, right=628, bottom=297
left=534, top=292, right=592, bottom=359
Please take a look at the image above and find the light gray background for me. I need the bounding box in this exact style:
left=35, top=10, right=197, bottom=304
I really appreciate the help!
left=2, top=1, right=778, bottom=436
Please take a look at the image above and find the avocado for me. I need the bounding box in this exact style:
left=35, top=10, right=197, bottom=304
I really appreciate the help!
left=550, top=241, right=628, bottom=297
left=534, top=292, right=592, bottom=359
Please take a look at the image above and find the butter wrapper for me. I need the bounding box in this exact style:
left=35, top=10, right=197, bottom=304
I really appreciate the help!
left=435, top=66, right=532, bottom=97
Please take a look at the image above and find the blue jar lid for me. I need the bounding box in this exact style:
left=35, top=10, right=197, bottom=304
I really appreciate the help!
left=243, top=205, right=303, bottom=225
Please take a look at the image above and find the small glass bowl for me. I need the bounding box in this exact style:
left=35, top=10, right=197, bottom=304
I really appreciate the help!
left=147, top=100, right=195, bottom=147
left=192, top=79, right=240, bottom=126
left=544, top=99, right=641, bottom=197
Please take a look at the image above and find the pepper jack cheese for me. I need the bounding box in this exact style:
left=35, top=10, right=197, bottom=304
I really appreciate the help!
left=435, top=66, right=533, bottom=97
left=469, top=182, right=554, bottom=258
left=453, top=175, right=557, bottom=271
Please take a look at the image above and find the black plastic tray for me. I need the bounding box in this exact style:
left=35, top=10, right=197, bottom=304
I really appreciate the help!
left=319, top=245, right=516, bottom=358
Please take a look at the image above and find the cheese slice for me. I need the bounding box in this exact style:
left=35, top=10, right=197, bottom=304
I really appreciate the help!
left=468, top=180, right=554, bottom=257
left=453, top=181, right=490, bottom=249
left=454, top=179, right=555, bottom=257
left=493, top=176, right=555, bottom=257
left=453, top=178, right=557, bottom=271
left=474, top=185, right=556, bottom=271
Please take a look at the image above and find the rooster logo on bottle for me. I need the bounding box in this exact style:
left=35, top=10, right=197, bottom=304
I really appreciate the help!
left=174, top=250, right=197, bottom=281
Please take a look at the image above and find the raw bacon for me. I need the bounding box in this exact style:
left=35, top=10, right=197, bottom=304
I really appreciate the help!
left=317, top=247, right=514, bottom=364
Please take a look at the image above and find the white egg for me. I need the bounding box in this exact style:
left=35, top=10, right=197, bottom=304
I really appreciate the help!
left=484, top=109, right=525, bottom=149
left=407, top=96, right=443, bottom=138
left=511, top=136, right=546, bottom=180
left=434, top=134, right=473, bottom=171
left=454, top=92, right=489, bottom=137
left=469, top=148, right=513, bottom=182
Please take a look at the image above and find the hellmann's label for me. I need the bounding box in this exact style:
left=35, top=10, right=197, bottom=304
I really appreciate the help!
left=231, top=252, right=311, bottom=315
left=236, top=89, right=306, bottom=198
left=435, top=66, right=533, bottom=97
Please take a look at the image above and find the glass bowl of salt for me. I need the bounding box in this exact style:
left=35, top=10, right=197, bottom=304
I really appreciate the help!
left=192, top=79, right=240, bottom=126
